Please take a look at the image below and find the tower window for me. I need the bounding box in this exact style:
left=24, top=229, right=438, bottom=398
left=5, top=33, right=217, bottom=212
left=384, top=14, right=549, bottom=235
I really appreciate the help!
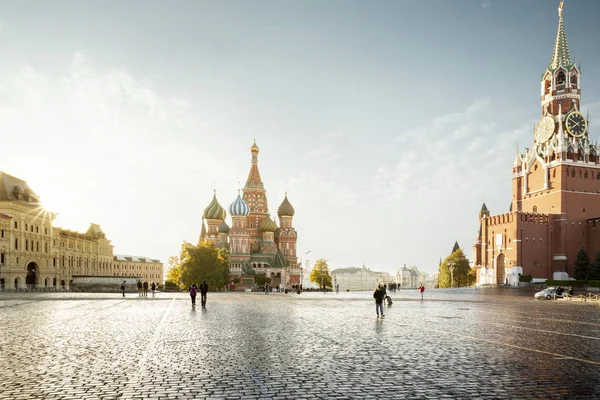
left=533, top=206, right=538, bottom=213
left=557, top=71, right=566, bottom=85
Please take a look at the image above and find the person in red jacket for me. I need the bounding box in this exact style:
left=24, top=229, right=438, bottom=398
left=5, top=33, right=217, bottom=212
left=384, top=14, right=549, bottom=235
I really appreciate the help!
left=418, top=284, right=425, bottom=301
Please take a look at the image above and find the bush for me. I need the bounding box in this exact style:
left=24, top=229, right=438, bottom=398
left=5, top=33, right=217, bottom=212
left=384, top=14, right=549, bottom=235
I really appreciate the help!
left=545, top=280, right=587, bottom=287
left=588, top=280, right=600, bottom=288
left=519, top=275, right=533, bottom=282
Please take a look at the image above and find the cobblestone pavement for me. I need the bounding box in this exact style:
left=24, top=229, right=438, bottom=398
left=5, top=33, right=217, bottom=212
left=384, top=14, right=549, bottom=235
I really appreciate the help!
left=1, top=287, right=600, bottom=399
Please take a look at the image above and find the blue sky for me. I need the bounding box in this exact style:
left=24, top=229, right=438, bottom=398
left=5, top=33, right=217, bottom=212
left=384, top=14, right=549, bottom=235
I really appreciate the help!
left=1, top=0, right=600, bottom=274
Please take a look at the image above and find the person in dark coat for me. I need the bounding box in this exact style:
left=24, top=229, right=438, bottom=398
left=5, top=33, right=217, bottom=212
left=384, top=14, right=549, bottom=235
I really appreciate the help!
left=121, top=281, right=126, bottom=297
left=373, top=285, right=385, bottom=318
left=189, top=283, right=197, bottom=306
left=199, top=280, right=209, bottom=307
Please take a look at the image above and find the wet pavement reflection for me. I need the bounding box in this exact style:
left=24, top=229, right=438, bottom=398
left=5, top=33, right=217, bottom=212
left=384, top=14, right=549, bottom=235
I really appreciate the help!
left=0, top=287, right=599, bottom=399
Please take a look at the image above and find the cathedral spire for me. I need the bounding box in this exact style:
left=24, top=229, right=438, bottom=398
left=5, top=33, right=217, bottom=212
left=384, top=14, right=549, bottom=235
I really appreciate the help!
left=245, top=140, right=264, bottom=189
left=550, top=1, right=572, bottom=70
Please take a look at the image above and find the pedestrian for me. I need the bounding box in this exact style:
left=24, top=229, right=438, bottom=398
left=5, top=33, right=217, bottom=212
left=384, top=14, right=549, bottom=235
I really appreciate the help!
left=151, top=282, right=156, bottom=297
left=264, top=282, right=269, bottom=295
left=189, top=283, right=197, bottom=306
left=200, top=280, right=209, bottom=307
left=137, top=280, right=143, bottom=297
left=336, top=283, right=339, bottom=294
left=143, top=281, right=149, bottom=297
left=373, top=285, right=385, bottom=318
left=418, top=284, right=425, bottom=300
left=121, top=280, right=126, bottom=297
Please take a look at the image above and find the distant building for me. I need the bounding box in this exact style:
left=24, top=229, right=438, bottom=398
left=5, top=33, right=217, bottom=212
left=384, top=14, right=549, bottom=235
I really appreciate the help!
left=0, top=171, right=163, bottom=291
left=395, top=264, right=428, bottom=288
left=332, top=264, right=393, bottom=292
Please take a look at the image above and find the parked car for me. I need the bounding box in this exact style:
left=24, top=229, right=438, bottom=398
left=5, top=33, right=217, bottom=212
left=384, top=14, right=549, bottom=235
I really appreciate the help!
left=534, top=287, right=564, bottom=299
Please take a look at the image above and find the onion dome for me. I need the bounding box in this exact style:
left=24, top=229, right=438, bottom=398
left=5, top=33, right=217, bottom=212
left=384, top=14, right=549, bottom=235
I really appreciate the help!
left=277, top=192, right=295, bottom=217
left=259, top=215, right=278, bottom=232
left=203, top=191, right=226, bottom=220
left=251, top=139, right=260, bottom=153
left=218, top=220, right=230, bottom=234
left=229, top=193, right=250, bottom=216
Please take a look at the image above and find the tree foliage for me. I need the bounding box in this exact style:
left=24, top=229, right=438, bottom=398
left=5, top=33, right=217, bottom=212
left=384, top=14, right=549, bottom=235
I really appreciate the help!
left=589, top=251, right=600, bottom=281
left=438, top=249, right=472, bottom=288
left=574, top=247, right=591, bottom=280
left=309, top=258, right=332, bottom=290
left=172, top=240, right=229, bottom=290
left=165, top=255, right=181, bottom=288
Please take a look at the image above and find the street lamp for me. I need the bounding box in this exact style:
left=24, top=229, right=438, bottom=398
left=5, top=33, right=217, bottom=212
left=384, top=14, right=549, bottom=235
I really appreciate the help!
left=300, top=250, right=310, bottom=293
left=448, top=262, right=455, bottom=288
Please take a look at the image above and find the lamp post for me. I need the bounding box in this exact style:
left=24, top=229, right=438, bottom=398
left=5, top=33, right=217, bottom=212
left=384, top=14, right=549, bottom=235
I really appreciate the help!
left=448, top=262, right=455, bottom=288
left=299, top=250, right=310, bottom=293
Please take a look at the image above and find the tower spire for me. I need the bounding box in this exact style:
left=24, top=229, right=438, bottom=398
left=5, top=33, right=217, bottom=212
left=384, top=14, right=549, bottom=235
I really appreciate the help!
left=550, top=1, right=571, bottom=69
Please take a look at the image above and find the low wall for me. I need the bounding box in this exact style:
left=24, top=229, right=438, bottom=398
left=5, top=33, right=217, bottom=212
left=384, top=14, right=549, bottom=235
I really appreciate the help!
left=70, top=276, right=141, bottom=292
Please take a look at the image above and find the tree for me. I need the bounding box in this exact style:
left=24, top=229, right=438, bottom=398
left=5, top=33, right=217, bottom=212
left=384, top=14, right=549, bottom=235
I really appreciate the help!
left=176, top=240, right=230, bottom=290
left=309, top=258, right=332, bottom=291
left=438, top=249, right=471, bottom=288
left=589, top=251, right=600, bottom=281
left=573, top=247, right=591, bottom=280
left=165, top=255, right=181, bottom=289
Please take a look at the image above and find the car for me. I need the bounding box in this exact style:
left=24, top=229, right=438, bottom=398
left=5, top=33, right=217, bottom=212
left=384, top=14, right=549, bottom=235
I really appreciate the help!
left=534, top=287, right=565, bottom=299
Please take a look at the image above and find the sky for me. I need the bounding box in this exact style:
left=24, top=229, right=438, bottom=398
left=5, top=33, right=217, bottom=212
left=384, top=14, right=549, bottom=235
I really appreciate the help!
left=1, top=0, right=600, bottom=275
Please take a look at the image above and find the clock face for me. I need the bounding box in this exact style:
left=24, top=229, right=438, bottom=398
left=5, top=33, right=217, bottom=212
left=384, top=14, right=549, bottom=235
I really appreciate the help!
left=535, top=116, right=555, bottom=143
left=566, top=111, right=587, bottom=138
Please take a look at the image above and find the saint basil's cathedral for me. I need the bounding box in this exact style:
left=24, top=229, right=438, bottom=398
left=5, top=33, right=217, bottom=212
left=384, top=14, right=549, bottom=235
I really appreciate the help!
left=474, top=3, right=600, bottom=285
left=199, top=141, right=300, bottom=288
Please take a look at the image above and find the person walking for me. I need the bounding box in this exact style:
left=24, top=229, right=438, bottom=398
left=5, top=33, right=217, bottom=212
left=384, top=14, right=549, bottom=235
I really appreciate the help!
left=264, top=282, right=269, bottom=295
left=121, top=281, right=126, bottom=297
left=418, top=284, right=425, bottom=300
left=373, top=285, right=385, bottom=318
left=189, top=283, right=197, bottom=306
left=151, top=282, right=156, bottom=297
left=143, top=281, right=149, bottom=297
left=137, top=280, right=143, bottom=297
left=200, top=280, right=209, bottom=307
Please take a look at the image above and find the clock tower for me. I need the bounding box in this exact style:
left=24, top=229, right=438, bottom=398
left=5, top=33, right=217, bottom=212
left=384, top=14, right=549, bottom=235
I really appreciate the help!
left=475, top=2, right=600, bottom=285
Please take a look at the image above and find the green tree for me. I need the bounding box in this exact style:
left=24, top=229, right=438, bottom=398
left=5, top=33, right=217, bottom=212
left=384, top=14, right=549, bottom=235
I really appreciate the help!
left=309, top=258, right=332, bottom=291
left=177, top=240, right=230, bottom=290
left=165, top=255, right=181, bottom=289
left=589, top=251, right=600, bottom=280
left=438, top=249, right=471, bottom=288
left=573, top=247, right=591, bottom=280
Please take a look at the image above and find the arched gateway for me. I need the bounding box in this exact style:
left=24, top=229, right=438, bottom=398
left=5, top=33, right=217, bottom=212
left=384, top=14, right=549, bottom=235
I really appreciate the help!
left=26, top=262, right=38, bottom=288
left=496, top=254, right=506, bottom=285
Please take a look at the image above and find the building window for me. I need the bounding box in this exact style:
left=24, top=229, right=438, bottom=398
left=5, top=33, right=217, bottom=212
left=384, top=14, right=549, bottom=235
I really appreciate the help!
left=0, top=252, right=4, bottom=264
left=25, top=223, right=28, bottom=231
left=36, top=226, right=39, bottom=233
left=1, top=229, right=3, bottom=238
left=25, top=240, right=28, bottom=251
left=45, top=227, right=48, bottom=235
left=533, top=206, right=537, bottom=213
left=14, top=221, right=17, bottom=229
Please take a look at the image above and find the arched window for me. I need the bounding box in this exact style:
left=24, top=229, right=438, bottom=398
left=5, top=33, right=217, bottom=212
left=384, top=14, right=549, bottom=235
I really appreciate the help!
left=572, top=169, right=576, bottom=177
left=533, top=206, right=538, bottom=213
left=557, top=71, right=566, bottom=86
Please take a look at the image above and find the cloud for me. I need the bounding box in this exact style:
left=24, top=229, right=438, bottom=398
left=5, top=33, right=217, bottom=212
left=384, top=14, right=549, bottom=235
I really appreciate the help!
left=0, top=53, right=241, bottom=268
left=482, top=1, right=492, bottom=10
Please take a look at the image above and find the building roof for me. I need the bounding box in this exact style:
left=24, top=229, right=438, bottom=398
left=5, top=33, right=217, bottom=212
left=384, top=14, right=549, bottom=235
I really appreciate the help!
left=481, top=202, right=488, bottom=212
left=259, top=214, right=278, bottom=232
left=0, top=171, right=40, bottom=204
left=277, top=193, right=295, bottom=217
left=203, top=191, right=226, bottom=220
left=452, top=240, right=460, bottom=253
left=550, top=2, right=572, bottom=70
left=271, top=250, right=287, bottom=268
left=114, top=254, right=161, bottom=263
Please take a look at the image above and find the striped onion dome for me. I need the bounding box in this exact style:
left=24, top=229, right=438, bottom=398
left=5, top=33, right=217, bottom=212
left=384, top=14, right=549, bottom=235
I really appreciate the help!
left=277, top=193, right=295, bottom=217
left=218, top=220, right=230, bottom=234
left=259, top=215, right=278, bottom=232
left=203, top=191, right=226, bottom=220
left=229, top=193, right=250, bottom=216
